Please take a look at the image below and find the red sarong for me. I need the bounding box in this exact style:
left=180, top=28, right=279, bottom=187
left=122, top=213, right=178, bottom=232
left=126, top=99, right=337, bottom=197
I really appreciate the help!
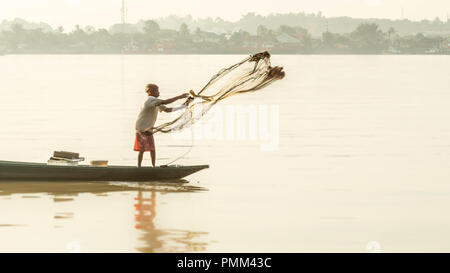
left=134, top=132, right=155, bottom=152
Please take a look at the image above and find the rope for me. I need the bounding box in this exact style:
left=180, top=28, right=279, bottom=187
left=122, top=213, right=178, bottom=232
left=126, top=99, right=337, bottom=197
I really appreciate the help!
left=164, top=117, right=195, bottom=166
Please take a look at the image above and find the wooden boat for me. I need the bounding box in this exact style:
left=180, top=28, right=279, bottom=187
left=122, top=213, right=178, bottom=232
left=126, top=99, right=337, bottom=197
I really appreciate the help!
left=0, top=160, right=209, bottom=182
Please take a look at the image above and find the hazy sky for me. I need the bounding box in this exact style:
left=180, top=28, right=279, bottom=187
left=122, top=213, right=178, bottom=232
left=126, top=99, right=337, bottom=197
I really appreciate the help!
left=1, top=0, right=449, bottom=29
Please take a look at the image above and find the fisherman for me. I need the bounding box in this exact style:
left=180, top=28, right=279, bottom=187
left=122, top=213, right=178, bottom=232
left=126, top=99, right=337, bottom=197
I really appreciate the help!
left=134, top=83, right=189, bottom=167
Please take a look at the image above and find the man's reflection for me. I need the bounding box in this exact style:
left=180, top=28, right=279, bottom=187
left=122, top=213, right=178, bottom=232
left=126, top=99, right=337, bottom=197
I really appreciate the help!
left=134, top=190, right=209, bottom=252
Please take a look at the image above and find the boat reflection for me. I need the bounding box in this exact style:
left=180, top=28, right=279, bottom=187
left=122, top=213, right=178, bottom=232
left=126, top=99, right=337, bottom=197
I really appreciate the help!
left=0, top=180, right=205, bottom=196
left=134, top=190, right=209, bottom=252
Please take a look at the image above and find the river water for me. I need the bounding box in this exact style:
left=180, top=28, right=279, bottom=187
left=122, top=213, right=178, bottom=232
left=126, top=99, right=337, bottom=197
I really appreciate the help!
left=0, top=54, right=449, bottom=252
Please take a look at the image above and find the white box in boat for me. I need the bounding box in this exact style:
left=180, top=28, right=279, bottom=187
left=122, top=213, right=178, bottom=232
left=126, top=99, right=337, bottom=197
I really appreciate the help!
left=47, top=159, right=79, bottom=166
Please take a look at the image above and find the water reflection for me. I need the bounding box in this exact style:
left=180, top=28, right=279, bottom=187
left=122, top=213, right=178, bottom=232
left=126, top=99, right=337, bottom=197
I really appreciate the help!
left=110, top=180, right=207, bottom=193
left=0, top=180, right=206, bottom=196
left=134, top=191, right=209, bottom=252
left=0, top=181, right=132, bottom=196
left=54, top=212, right=74, bottom=219
left=0, top=180, right=210, bottom=252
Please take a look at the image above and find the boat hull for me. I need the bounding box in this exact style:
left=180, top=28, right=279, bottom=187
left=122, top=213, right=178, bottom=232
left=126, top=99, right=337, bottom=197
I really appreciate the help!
left=0, top=161, right=209, bottom=182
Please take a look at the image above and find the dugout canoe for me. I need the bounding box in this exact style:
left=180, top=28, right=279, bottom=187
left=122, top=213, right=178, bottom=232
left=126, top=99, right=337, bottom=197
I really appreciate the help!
left=0, top=160, right=209, bottom=182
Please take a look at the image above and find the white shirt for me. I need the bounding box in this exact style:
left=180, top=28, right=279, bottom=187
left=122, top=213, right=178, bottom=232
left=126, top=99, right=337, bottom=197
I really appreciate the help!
left=135, top=96, right=167, bottom=133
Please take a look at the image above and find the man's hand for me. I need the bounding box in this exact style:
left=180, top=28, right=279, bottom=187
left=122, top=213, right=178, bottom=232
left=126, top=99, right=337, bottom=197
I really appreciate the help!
left=183, top=96, right=194, bottom=106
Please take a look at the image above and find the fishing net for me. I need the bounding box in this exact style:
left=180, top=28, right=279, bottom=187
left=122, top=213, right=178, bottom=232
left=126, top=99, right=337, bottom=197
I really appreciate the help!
left=152, top=51, right=285, bottom=134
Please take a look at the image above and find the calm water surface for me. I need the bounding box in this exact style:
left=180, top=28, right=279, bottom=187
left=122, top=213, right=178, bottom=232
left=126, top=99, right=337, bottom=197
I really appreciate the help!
left=0, top=54, right=449, bottom=252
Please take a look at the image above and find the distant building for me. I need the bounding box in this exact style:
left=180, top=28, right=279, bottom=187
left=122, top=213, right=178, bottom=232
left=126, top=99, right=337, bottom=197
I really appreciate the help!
left=276, top=33, right=301, bottom=45
left=261, top=42, right=276, bottom=49
left=192, top=31, right=221, bottom=43
left=153, top=39, right=175, bottom=53
left=423, top=30, right=450, bottom=36
left=387, top=46, right=401, bottom=54
left=272, top=33, right=303, bottom=53
left=122, top=39, right=148, bottom=54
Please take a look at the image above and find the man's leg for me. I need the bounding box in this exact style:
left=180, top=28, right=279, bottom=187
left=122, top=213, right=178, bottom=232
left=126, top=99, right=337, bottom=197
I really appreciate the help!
left=149, top=133, right=156, bottom=167
left=138, top=151, right=144, bottom=168
left=150, top=150, right=156, bottom=167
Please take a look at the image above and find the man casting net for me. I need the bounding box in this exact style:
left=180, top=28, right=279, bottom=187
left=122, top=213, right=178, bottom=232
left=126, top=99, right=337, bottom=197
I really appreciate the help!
left=152, top=51, right=285, bottom=134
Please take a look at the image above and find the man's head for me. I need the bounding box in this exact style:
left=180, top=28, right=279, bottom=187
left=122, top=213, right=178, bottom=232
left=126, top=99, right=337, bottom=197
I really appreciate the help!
left=145, top=84, right=159, bottom=97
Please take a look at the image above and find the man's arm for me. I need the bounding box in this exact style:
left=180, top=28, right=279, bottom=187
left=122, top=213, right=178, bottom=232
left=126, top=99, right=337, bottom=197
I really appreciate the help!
left=160, top=105, right=187, bottom=113
left=157, top=93, right=189, bottom=106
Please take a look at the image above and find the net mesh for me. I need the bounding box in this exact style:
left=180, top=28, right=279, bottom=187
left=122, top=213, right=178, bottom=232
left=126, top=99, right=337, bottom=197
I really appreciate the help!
left=153, top=51, right=285, bottom=134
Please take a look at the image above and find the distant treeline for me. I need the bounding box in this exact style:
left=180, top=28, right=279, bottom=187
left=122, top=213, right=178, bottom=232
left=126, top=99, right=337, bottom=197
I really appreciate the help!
left=3, top=13, right=450, bottom=36
left=0, top=15, right=449, bottom=54
left=151, top=13, right=450, bottom=37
